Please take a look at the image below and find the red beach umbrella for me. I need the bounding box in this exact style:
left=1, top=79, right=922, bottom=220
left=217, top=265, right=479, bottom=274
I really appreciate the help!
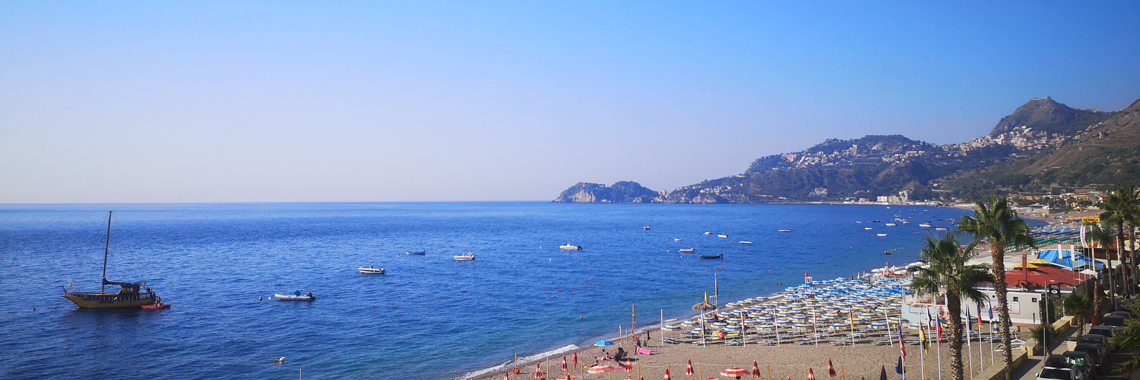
left=563, top=356, right=568, bottom=371
left=721, top=367, right=750, bottom=378
left=505, top=372, right=510, bottom=380
left=664, top=368, right=672, bottom=380
left=625, top=358, right=633, bottom=372
left=573, top=352, right=579, bottom=365
left=807, top=368, right=816, bottom=380
left=751, top=362, right=761, bottom=378
left=686, top=360, right=694, bottom=376
left=536, top=363, right=544, bottom=379
left=827, top=360, right=836, bottom=378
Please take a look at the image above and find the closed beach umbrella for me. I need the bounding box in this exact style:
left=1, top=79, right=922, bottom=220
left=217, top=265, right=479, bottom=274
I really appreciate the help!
left=687, top=360, right=694, bottom=375
left=595, top=340, right=614, bottom=347
left=721, top=367, right=750, bottom=378
left=563, top=356, right=568, bottom=371
left=751, top=362, right=761, bottom=378
left=536, top=363, right=544, bottom=379
left=664, top=368, right=672, bottom=380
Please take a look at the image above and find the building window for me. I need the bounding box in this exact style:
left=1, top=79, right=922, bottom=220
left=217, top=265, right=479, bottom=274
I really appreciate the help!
left=1013, top=296, right=1019, bottom=301
left=1031, top=298, right=1038, bottom=303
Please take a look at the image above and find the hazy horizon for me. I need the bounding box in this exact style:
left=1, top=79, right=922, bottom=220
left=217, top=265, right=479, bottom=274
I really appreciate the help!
left=3, top=2, right=1139, bottom=203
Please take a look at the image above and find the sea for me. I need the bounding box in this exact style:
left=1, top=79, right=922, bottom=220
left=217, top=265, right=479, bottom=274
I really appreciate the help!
left=0, top=202, right=974, bottom=379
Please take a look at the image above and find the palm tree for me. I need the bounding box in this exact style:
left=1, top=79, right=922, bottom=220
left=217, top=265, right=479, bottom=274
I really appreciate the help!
left=911, top=233, right=993, bottom=380
left=1088, top=219, right=1119, bottom=312
left=957, top=197, right=1036, bottom=380
left=1100, top=185, right=1139, bottom=298
left=1062, top=293, right=1093, bottom=339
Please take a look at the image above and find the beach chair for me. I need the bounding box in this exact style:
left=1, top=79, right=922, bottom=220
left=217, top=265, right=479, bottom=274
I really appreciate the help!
left=873, top=338, right=891, bottom=346
left=727, top=339, right=743, bottom=346
left=831, top=338, right=849, bottom=346
left=796, top=339, right=812, bottom=345
left=663, top=337, right=680, bottom=345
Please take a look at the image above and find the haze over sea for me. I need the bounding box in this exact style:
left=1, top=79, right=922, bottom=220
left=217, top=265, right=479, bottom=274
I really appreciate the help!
left=1, top=202, right=973, bottom=379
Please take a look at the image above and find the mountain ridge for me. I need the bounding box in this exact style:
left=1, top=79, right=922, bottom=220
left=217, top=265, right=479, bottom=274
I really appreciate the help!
left=555, top=97, right=1140, bottom=203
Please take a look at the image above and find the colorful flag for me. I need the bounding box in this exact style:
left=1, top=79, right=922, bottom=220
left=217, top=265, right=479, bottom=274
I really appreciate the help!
left=919, top=325, right=929, bottom=354
left=899, top=333, right=906, bottom=361
left=937, top=318, right=943, bottom=345
left=988, top=302, right=993, bottom=321
left=828, top=359, right=837, bottom=378
left=849, top=311, right=855, bottom=330
left=977, top=304, right=983, bottom=325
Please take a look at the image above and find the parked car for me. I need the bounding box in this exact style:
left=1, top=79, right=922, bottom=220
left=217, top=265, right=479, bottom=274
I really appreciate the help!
left=1108, top=310, right=1135, bottom=319
left=1063, top=351, right=1097, bottom=380
left=1087, top=326, right=1116, bottom=342
left=1079, top=333, right=1113, bottom=354
left=1047, top=354, right=1095, bottom=380
left=1037, top=367, right=1082, bottom=380
left=1073, top=343, right=1106, bottom=374
left=1100, top=316, right=1128, bottom=333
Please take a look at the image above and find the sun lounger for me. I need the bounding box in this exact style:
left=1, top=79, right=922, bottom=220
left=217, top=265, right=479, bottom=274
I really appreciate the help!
left=831, top=339, right=849, bottom=346
left=796, top=339, right=812, bottom=345
left=873, top=338, right=891, bottom=346
left=663, top=337, right=680, bottom=345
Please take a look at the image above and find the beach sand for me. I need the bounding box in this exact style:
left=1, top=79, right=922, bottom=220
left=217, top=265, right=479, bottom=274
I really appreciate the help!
left=478, top=324, right=1027, bottom=380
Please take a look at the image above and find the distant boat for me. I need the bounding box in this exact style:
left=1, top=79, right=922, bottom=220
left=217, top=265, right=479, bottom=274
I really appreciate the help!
left=275, top=291, right=316, bottom=301
left=864, top=227, right=873, bottom=230
left=705, top=231, right=712, bottom=235
left=62, top=211, right=161, bottom=309
left=918, top=223, right=932, bottom=228
left=357, top=267, right=385, bottom=274
left=717, top=233, right=728, bottom=238
left=885, top=223, right=897, bottom=227
left=141, top=302, right=171, bottom=310
left=901, top=220, right=911, bottom=224
left=778, top=229, right=791, bottom=233
left=873, top=220, right=880, bottom=223
left=559, top=244, right=582, bottom=250
left=740, top=241, right=752, bottom=245
left=644, top=225, right=651, bottom=230
left=700, top=254, right=724, bottom=259
left=406, top=251, right=426, bottom=255
left=679, top=248, right=695, bottom=253
left=454, top=252, right=476, bottom=261
left=935, top=227, right=949, bottom=231
left=876, top=233, right=887, bottom=237
left=674, top=238, right=681, bottom=242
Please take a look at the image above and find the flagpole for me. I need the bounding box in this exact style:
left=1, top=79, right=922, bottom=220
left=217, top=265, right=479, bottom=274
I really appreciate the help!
left=977, top=310, right=984, bottom=373
left=936, top=316, right=942, bottom=380
left=966, top=310, right=974, bottom=379
left=661, top=309, right=664, bottom=348
left=989, top=319, right=994, bottom=365
left=920, top=326, right=926, bottom=380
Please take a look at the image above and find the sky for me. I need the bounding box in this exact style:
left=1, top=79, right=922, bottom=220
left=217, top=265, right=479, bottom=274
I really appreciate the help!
left=2, top=2, right=1139, bottom=203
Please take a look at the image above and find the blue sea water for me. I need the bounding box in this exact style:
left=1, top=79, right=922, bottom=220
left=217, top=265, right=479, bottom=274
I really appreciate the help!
left=0, top=202, right=972, bottom=379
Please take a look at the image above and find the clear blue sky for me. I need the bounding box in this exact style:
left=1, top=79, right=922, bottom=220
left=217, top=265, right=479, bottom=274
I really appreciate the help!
left=2, top=2, right=1138, bottom=203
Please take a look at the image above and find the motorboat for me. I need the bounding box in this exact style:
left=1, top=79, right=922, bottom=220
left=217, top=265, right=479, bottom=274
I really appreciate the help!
left=700, top=254, right=724, bottom=259
left=644, top=225, right=651, bottom=230
left=406, top=251, right=426, bottom=255
left=674, top=238, right=681, bottom=242
left=876, top=234, right=887, bottom=237
left=275, top=291, right=316, bottom=301
left=935, top=227, right=949, bottom=231
left=454, top=252, right=476, bottom=261
left=679, top=248, right=695, bottom=253
left=864, top=227, right=873, bottom=230
left=705, top=231, right=712, bottom=235
left=141, top=302, right=171, bottom=310
left=739, top=241, right=752, bottom=245
left=559, top=244, right=582, bottom=250
left=777, top=229, right=791, bottom=233
left=717, top=233, right=728, bottom=238
left=885, top=223, right=897, bottom=227
left=357, top=267, right=385, bottom=274
left=918, top=223, right=932, bottom=228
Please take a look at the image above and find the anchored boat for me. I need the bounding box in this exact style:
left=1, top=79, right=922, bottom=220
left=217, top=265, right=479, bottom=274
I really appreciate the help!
left=62, top=211, right=161, bottom=309
left=454, top=252, right=476, bottom=261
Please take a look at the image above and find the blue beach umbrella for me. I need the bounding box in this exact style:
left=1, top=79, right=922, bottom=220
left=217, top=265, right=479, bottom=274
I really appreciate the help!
left=662, top=324, right=682, bottom=331
left=595, top=340, right=614, bottom=346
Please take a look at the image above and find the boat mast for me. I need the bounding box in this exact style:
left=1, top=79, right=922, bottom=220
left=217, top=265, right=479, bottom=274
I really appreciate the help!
left=101, top=211, right=112, bottom=293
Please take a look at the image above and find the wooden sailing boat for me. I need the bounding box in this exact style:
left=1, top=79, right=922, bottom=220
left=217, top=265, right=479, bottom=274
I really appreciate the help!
left=62, top=211, right=159, bottom=309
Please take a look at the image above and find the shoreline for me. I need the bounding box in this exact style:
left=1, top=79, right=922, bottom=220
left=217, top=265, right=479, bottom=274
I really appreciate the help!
left=465, top=208, right=1081, bottom=380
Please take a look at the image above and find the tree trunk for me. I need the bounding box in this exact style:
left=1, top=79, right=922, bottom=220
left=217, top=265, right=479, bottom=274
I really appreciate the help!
left=948, top=292, right=966, bottom=380
left=1131, top=222, right=1138, bottom=296
left=1091, top=280, right=1104, bottom=326
left=1119, top=219, right=1128, bottom=302
left=990, top=242, right=1013, bottom=380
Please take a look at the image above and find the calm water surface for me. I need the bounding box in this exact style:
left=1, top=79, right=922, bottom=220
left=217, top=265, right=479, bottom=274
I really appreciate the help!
left=0, top=202, right=971, bottom=379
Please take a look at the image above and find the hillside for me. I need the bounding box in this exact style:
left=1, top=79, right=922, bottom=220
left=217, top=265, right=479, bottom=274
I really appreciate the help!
left=555, top=97, right=1140, bottom=203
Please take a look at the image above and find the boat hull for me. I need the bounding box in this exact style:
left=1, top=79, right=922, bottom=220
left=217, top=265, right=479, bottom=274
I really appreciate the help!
left=275, top=294, right=315, bottom=301
left=63, top=292, right=156, bottom=309
left=357, top=267, right=385, bottom=274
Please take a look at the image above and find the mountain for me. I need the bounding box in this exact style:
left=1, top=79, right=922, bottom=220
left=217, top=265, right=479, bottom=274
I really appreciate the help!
left=552, top=181, right=663, bottom=203
left=989, top=97, right=1116, bottom=137
left=554, top=97, right=1140, bottom=203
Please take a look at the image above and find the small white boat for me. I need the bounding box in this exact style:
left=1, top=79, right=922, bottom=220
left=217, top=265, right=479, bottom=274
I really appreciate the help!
left=644, top=225, right=651, bottom=230
left=679, top=248, right=695, bottom=253
left=357, top=267, right=385, bottom=274
left=935, top=227, right=949, bottom=231
left=275, top=292, right=316, bottom=301
left=717, top=233, right=728, bottom=238
left=454, top=252, right=476, bottom=261
left=884, top=223, right=897, bottom=227
left=406, top=251, right=426, bottom=255
left=559, top=244, right=582, bottom=250
left=876, top=233, right=888, bottom=237
left=705, top=231, right=712, bottom=235
left=777, top=229, right=791, bottom=233
left=674, top=238, right=681, bottom=242
left=918, top=223, right=932, bottom=228
left=864, top=227, right=873, bottom=230
left=740, top=241, right=752, bottom=245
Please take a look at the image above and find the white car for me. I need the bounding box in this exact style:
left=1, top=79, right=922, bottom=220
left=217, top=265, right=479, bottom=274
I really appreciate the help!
left=1037, top=367, right=1081, bottom=380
